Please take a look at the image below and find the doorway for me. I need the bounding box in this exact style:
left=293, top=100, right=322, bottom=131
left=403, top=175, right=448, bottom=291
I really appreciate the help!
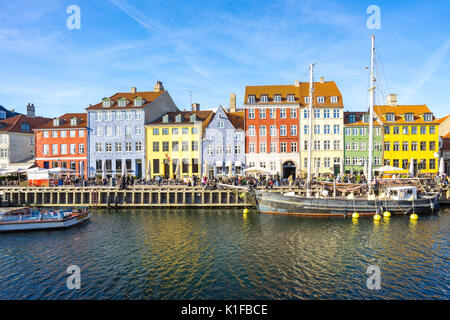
left=282, top=161, right=296, bottom=179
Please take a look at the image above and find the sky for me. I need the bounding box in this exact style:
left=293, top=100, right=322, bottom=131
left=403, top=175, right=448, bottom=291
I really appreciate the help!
left=0, top=0, right=449, bottom=118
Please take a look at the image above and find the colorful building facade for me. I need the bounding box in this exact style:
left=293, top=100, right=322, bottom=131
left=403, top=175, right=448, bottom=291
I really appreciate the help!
left=34, top=113, right=88, bottom=177
left=202, top=106, right=245, bottom=177
left=145, top=110, right=213, bottom=179
left=374, top=95, right=439, bottom=174
left=343, top=111, right=383, bottom=174
left=86, top=82, right=178, bottom=178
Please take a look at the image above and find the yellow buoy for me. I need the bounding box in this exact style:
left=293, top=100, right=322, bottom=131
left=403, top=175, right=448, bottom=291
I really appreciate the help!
left=352, top=212, right=359, bottom=219
left=383, top=211, right=391, bottom=218
left=373, top=214, right=381, bottom=221
left=243, top=208, right=249, bottom=214
left=410, top=213, right=418, bottom=220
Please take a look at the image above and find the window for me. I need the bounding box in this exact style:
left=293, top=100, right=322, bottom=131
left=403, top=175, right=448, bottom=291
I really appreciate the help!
left=314, top=141, right=320, bottom=150
left=260, top=95, right=268, bottom=103
left=115, top=142, right=122, bottom=152
left=125, top=111, right=133, bottom=120
left=216, top=146, right=223, bottom=155
left=270, top=125, right=277, bottom=136
left=259, top=125, right=266, bottom=136
left=0, top=111, right=5, bottom=119
left=345, top=142, right=351, bottom=150
left=163, top=142, right=169, bottom=152
left=324, top=158, right=331, bottom=168
left=190, top=114, right=196, bottom=122
left=423, top=113, right=433, bottom=122
left=106, top=111, right=113, bottom=121
left=235, top=145, right=241, bottom=154
left=43, top=144, right=50, bottom=155
left=192, top=128, right=198, bottom=134
left=345, top=128, right=351, bottom=136
left=411, top=141, right=418, bottom=151
left=314, top=109, right=320, bottom=118
left=323, top=125, right=330, bottom=134
left=280, top=142, right=287, bottom=153
left=162, top=115, right=169, bottom=123
left=259, top=143, right=267, bottom=153
left=96, top=112, right=102, bottom=121
left=52, top=144, right=58, bottom=155
left=248, top=109, right=255, bottom=119
left=248, top=125, right=255, bottom=136
left=249, top=143, right=256, bottom=153
left=323, top=140, right=331, bottom=150
left=218, top=121, right=224, bottom=128
left=259, top=108, right=266, bottom=119
left=352, top=128, right=358, bottom=136
left=402, top=126, right=409, bottom=135
left=393, top=142, right=400, bottom=151
left=96, top=127, right=102, bottom=136
left=171, top=128, right=179, bottom=135
left=385, top=113, right=396, bottom=122
left=429, top=141, right=436, bottom=151
left=116, top=112, right=123, bottom=121
left=430, top=126, right=436, bottom=134
left=393, top=159, right=400, bottom=168
left=420, top=141, right=426, bottom=151
left=95, top=142, right=102, bottom=152
left=334, top=140, right=340, bottom=150
left=420, top=126, right=426, bottom=134
left=60, top=144, right=67, bottom=154
left=135, top=126, right=142, bottom=135
left=304, top=109, right=309, bottom=118
left=235, top=132, right=243, bottom=140
left=136, top=111, right=143, bottom=120
left=79, top=144, right=85, bottom=154
left=59, top=131, right=66, bottom=138
left=162, top=128, right=169, bottom=135
left=304, top=140, right=309, bottom=151
left=411, top=126, right=417, bottom=134
left=352, top=157, right=358, bottom=166
left=374, top=157, right=380, bottom=165
left=135, top=142, right=142, bottom=151
left=290, top=108, right=297, bottom=118
left=225, top=145, right=232, bottom=155
left=247, top=96, right=256, bottom=104
left=323, top=109, right=330, bottom=118
left=291, top=142, right=297, bottom=153
left=304, top=97, right=310, bottom=104
left=402, top=141, right=409, bottom=151
left=270, top=142, right=277, bottom=153
left=153, top=142, right=159, bottom=152
left=79, top=130, right=85, bottom=137
left=352, top=142, right=358, bottom=151
left=269, top=108, right=276, bottom=119
left=105, top=143, right=112, bottom=152
left=182, top=141, right=189, bottom=151
left=175, top=114, right=182, bottom=123
left=375, top=142, right=381, bottom=151
left=331, top=96, right=338, bottom=103
left=345, top=157, right=351, bottom=166
left=153, top=128, right=159, bottom=135
left=172, top=141, right=179, bottom=151
left=125, top=142, right=132, bottom=152
left=314, top=125, right=320, bottom=134
left=274, top=95, right=281, bottom=102
left=70, top=144, right=76, bottom=154
left=125, top=125, right=132, bottom=136
left=43, top=131, right=49, bottom=138
left=118, top=99, right=127, bottom=107
left=375, top=127, right=381, bottom=135
left=52, top=131, right=58, bottom=138
left=429, top=159, right=436, bottom=170
left=317, top=97, right=325, bottom=103
left=287, top=95, right=295, bottom=102
left=384, top=126, right=390, bottom=135
left=333, top=125, right=340, bottom=134
left=384, top=159, right=390, bottom=166
left=280, top=125, right=287, bottom=136
left=280, top=108, right=286, bottom=119
left=333, top=109, right=340, bottom=118
left=192, top=141, right=199, bottom=151
left=304, top=125, right=309, bottom=135
left=102, top=100, right=111, bottom=108
left=106, top=126, right=113, bottom=136
left=360, top=142, right=366, bottom=151
left=393, top=126, right=399, bottom=134
left=21, top=123, right=30, bottom=132
left=207, top=146, right=214, bottom=155
left=134, top=98, right=143, bottom=107
left=290, top=125, right=297, bottom=136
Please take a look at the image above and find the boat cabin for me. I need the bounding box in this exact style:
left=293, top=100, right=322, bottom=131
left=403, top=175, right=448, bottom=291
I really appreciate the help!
left=385, top=186, right=417, bottom=201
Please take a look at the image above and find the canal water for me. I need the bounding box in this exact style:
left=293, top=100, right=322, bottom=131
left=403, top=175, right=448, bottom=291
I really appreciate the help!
left=0, top=208, right=448, bottom=300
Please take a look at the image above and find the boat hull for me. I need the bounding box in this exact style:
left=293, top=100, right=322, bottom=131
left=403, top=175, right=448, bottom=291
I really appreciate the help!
left=0, top=212, right=90, bottom=232
left=255, top=191, right=439, bottom=217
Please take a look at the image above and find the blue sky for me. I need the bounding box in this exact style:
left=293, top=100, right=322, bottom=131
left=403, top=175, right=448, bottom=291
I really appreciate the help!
left=0, top=0, right=449, bottom=118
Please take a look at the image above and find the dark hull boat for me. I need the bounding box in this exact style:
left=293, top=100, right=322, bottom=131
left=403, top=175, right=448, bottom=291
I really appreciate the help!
left=254, top=189, right=440, bottom=217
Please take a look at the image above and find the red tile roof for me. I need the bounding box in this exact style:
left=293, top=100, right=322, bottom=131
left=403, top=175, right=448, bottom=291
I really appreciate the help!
left=437, top=114, right=450, bottom=124
left=34, top=113, right=87, bottom=130
left=0, top=115, right=51, bottom=133
left=86, top=91, right=164, bottom=110
left=373, top=104, right=438, bottom=125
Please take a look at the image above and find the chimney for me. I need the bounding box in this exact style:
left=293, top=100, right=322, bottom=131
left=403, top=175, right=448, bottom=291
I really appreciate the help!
left=320, top=77, right=325, bottom=83
left=230, top=93, right=236, bottom=113
left=386, top=94, right=398, bottom=106
left=192, top=103, right=200, bottom=111
left=154, top=81, right=164, bottom=92
left=27, top=103, right=35, bottom=118
left=131, top=87, right=137, bottom=93
left=294, top=80, right=300, bottom=87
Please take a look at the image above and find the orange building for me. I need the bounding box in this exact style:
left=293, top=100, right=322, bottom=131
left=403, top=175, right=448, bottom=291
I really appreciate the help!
left=34, top=113, right=88, bottom=177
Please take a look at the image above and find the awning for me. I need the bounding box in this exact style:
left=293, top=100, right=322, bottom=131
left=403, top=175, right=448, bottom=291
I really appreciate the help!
left=235, top=161, right=241, bottom=166
left=216, top=161, right=222, bottom=167
left=226, top=161, right=232, bottom=167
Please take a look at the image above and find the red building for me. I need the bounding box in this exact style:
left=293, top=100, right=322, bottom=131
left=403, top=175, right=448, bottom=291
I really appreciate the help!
left=34, top=113, right=88, bottom=177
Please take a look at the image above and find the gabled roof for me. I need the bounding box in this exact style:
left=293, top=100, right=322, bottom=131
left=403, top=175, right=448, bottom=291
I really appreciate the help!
left=344, top=111, right=381, bottom=126
left=244, top=81, right=343, bottom=107
left=34, top=113, right=87, bottom=130
left=437, top=114, right=450, bottom=124
left=86, top=91, right=164, bottom=110
left=149, top=110, right=214, bottom=131
left=227, top=111, right=244, bottom=130
left=373, top=104, right=438, bottom=125
left=0, top=115, right=51, bottom=133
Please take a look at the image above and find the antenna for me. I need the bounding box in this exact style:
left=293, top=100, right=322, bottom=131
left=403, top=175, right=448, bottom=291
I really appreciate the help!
left=187, top=90, right=194, bottom=108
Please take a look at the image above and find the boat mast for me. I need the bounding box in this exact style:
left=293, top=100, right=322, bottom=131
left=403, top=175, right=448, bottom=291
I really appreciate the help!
left=368, top=35, right=375, bottom=189
left=307, top=63, right=315, bottom=185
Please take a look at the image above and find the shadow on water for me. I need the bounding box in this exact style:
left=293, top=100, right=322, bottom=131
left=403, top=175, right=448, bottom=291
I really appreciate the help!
left=0, top=207, right=448, bottom=299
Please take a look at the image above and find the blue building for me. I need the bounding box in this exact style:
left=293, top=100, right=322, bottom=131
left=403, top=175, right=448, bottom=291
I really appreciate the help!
left=86, top=82, right=178, bottom=178
left=202, top=105, right=245, bottom=177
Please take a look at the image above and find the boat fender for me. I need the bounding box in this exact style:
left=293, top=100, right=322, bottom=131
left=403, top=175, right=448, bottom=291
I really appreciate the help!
left=430, top=200, right=435, bottom=212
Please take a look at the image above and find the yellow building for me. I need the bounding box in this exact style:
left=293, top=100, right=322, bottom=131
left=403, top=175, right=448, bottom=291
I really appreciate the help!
left=145, top=110, right=213, bottom=179
left=374, top=95, right=439, bottom=175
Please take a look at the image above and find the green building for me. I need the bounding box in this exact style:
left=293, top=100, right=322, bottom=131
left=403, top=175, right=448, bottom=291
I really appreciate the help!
left=343, top=112, right=383, bottom=174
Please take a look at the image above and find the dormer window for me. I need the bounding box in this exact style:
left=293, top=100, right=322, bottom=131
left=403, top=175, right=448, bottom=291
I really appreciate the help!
left=363, top=114, right=369, bottom=123
left=247, top=96, right=256, bottom=104
left=385, top=113, right=396, bottom=122
left=260, top=95, right=268, bottom=103
left=423, top=113, right=433, bottom=122
left=53, top=118, right=60, bottom=126
left=331, top=96, right=338, bottom=103
left=274, top=95, right=282, bottom=102
left=304, top=97, right=310, bottom=104
left=287, top=95, right=295, bottom=102
left=0, top=111, right=5, bottom=119
left=190, top=114, right=196, bottom=122
left=162, top=114, right=169, bottom=123
left=134, top=98, right=143, bottom=107
left=175, top=114, right=182, bottom=123
left=21, top=123, right=30, bottom=132
left=349, top=114, right=356, bottom=123
left=404, top=113, right=414, bottom=122
left=317, top=96, right=325, bottom=103
left=102, top=99, right=111, bottom=108
left=70, top=118, right=77, bottom=126
left=118, top=98, right=127, bottom=107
